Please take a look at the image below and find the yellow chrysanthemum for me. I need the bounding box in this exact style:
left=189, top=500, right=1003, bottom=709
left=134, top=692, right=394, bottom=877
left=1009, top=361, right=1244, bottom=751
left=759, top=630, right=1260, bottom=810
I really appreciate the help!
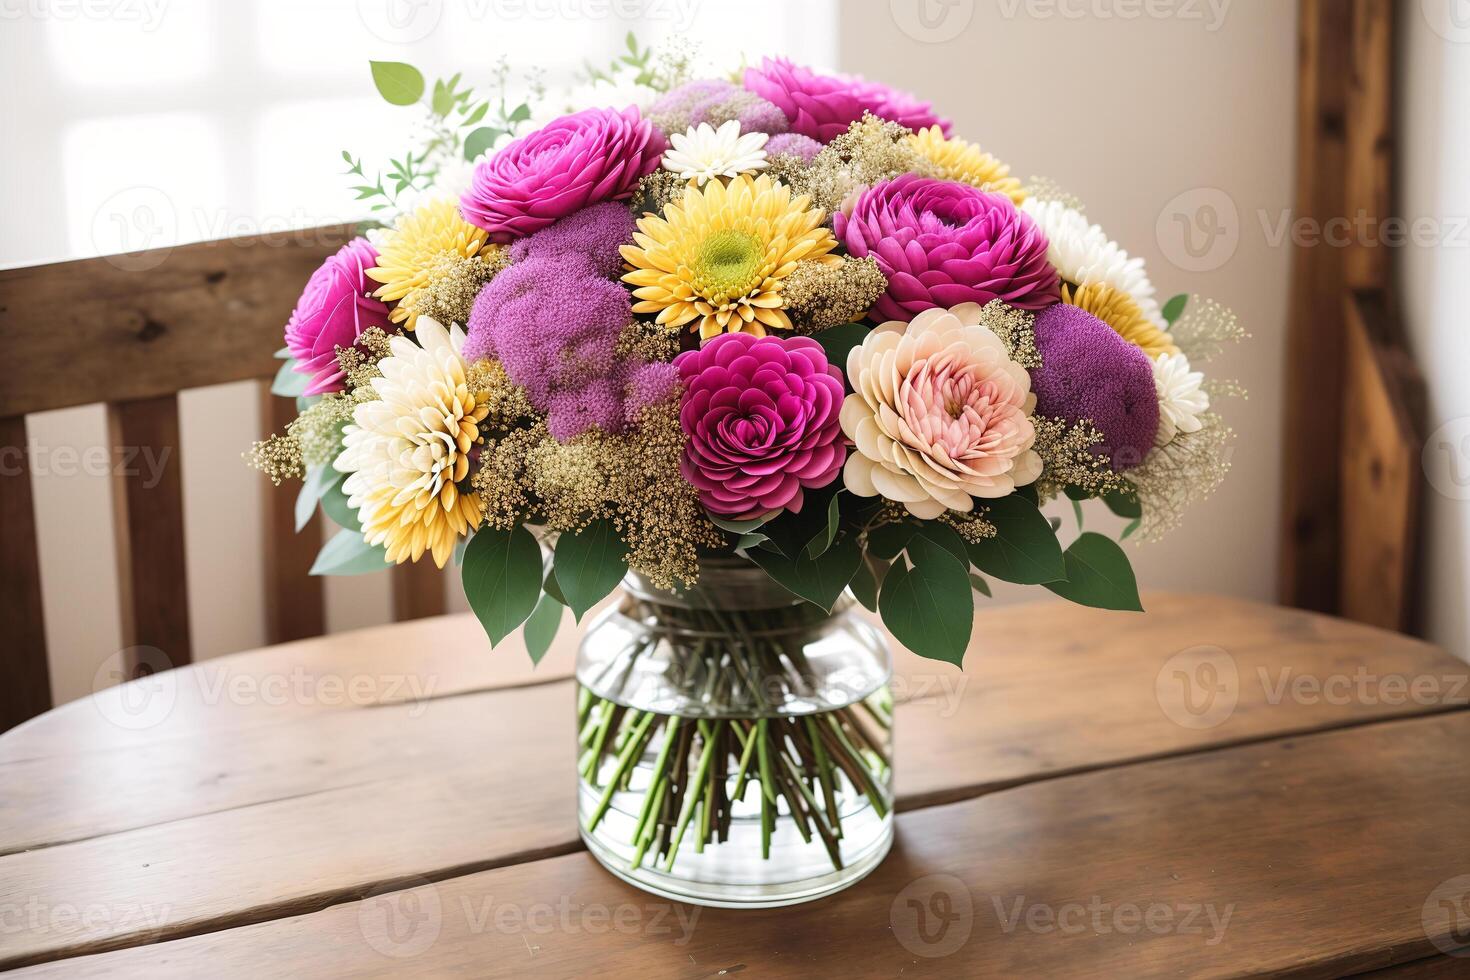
left=907, top=126, right=1026, bottom=206
left=1062, top=281, right=1180, bottom=359
left=335, top=318, right=489, bottom=568
left=620, top=174, right=841, bottom=341
left=367, top=198, right=499, bottom=331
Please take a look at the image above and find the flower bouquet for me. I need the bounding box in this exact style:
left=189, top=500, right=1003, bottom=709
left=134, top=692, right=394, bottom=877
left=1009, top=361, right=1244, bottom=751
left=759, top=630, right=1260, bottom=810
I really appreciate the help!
left=252, top=43, right=1242, bottom=907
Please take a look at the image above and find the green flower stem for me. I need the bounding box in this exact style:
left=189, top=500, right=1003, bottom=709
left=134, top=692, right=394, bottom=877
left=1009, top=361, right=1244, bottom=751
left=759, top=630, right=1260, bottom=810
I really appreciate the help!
left=585, top=710, right=656, bottom=833
left=664, top=719, right=722, bottom=870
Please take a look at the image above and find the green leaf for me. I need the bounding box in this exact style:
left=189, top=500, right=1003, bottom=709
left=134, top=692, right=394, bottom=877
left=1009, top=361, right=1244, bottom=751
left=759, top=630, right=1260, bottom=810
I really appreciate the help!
left=811, top=322, right=871, bottom=373
left=735, top=532, right=769, bottom=552
left=507, top=102, right=531, bottom=124
left=803, top=492, right=843, bottom=559
left=1044, top=532, right=1144, bottom=611
left=319, top=475, right=360, bottom=532
left=295, top=465, right=333, bottom=533
left=707, top=511, right=774, bottom=535
left=747, top=534, right=860, bottom=612
left=1121, top=517, right=1142, bottom=540
left=553, top=518, right=628, bottom=622
left=273, top=345, right=292, bottom=360
left=453, top=535, right=470, bottom=567
left=969, top=573, right=992, bottom=598
left=310, top=528, right=391, bottom=576
left=1102, top=485, right=1142, bottom=520
left=912, top=523, right=968, bottom=567
left=1162, top=293, right=1189, bottom=326
left=543, top=568, right=568, bottom=605
left=878, top=538, right=972, bottom=666
left=462, top=524, right=543, bottom=646
left=759, top=485, right=838, bottom=558
left=271, top=359, right=310, bottom=397
left=1064, top=485, right=1091, bottom=501
left=866, top=521, right=917, bottom=561
left=370, top=61, right=425, bottom=106
left=463, top=126, right=502, bottom=161
left=1071, top=497, right=1085, bottom=530
left=966, top=495, right=1066, bottom=585
left=461, top=100, right=489, bottom=127
left=523, top=592, right=564, bottom=665
left=431, top=79, right=454, bottom=117
left=850, top=554, right=885, bottom=612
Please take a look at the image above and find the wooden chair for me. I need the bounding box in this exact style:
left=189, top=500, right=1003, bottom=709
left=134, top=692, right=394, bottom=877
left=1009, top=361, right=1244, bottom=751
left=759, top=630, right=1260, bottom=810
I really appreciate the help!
left=0, top=226, right=448, bottom=732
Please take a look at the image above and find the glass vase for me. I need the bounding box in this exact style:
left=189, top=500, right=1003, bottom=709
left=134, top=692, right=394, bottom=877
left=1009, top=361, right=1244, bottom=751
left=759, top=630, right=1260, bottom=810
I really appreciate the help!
left=575, top=558, right=894, bottom=908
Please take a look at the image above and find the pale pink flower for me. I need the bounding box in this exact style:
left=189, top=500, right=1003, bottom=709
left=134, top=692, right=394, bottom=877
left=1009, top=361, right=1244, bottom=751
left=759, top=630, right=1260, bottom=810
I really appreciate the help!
left=840, top=304, right=1042, bottom=518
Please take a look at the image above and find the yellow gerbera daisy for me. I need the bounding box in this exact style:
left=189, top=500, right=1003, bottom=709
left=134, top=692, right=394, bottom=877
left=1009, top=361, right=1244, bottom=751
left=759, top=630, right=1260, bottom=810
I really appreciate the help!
left=367, top=198, right=500, bottom=331
left=907, top=126, right=1026, bottom=206
left=620, top=174, right=841, bottom=341
left=335, top=318, right=489, bottom=568
left=1062, top=281, right=1179, bottom=359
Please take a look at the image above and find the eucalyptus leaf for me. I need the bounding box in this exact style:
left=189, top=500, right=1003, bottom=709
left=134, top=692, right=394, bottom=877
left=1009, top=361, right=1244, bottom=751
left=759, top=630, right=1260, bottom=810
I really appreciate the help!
left=310, top=528, right=390, bottom=576
left=294, top=465, right=333, bottom=533
left=878, top=537, right=972, bottom=666
left=431, top=79, right=454, bottom=117
left=969, top=573, right=992, bottom=598
left=543, top=568, right=568, bottom=605
left=273, top=346, right=292, bottom=360
left=553, top=518, right=629, bottom=621
left=849, top=554, right=885, bottom=612
left=1102, top=485, right=1142, bottom=519
left=759, top=485, right=838, bottom=558
left=370, top=61, right=425, bottom=106
left=912, top=523, right=968, bottom=567
left=1162, top=293, right=1189, bottom=326
left=1044, top=532, right=1144, bottom=611
left=319, top=476, right=360, bottom=532
left=747, top=534, right=860, bottom=612
left=803, top=492, right=843, bottom=559
left=523, top=592, right=564, bottom=665
left=462, top=524, right=543, bottom=646
left=1121, top=517, right=1142, bottom=540
left=271, top=360, right=310, bottom=398
left=866, top=521, right=917, bottom=561
left=464, top=126, right=502, bottom=161
left=966, top=495, right=1066, bottom=585
left=707, top=511, right=774, bottom=535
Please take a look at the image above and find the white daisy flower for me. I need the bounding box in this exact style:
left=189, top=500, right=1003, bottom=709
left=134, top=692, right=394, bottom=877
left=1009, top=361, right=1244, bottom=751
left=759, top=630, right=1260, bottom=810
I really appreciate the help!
left=662, top=120, right=769, bottom=184
left=1021, top=198, right=1166, bottom=327
left=1152, top=351, right=1210, bottom=447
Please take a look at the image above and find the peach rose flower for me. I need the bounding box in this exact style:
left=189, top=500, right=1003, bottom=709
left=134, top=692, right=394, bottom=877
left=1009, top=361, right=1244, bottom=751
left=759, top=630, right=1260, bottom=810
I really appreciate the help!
left=840, top=303, right=1043, bottom=518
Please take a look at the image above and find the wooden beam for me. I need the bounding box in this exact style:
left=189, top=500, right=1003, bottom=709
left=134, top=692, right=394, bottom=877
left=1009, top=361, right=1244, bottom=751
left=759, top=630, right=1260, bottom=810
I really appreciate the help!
left=260, top=382, right=325, bottom=644
left=0, top=226, right=354, bottom=418
left=1278, top=0, right=1354, bottom=613
left=1344, top=0, right=1394, bottom=290
left=1339, top=291, right=1425, bottom=632
left=391, top=561, right=446, bottom=622
left=0, top=415, right=51, bottom=731
left=108, top=396, right=192, bottom=677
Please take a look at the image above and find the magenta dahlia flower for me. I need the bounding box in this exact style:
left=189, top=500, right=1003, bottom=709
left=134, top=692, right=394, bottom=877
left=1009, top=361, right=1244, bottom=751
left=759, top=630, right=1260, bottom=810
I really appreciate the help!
left=1030, top=304, right=1159, bottom=471
left=742, top=57, right=949, bottom=142
left=284, top=237, right=392, bottom=395
left=835, top=175, right=1060, bottom=322
left=674, top=333, right=847, bottom=519
left=459, top=107, right=664, bottom=242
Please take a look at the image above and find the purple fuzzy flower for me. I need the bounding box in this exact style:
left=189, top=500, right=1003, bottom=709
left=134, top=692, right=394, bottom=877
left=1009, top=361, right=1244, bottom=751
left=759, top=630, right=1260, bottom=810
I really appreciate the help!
left=460, top=107, right=664, bottom=242
left=508, top=201, right=636, bottom=279
left=742, top=57, right=949, bottom=142
left=1030, top=304, right=1159, bottom=472
left=648, top=79, right=789, bottom=137
left=284, top=237, right=392, bottom=395
left=674, top=333, right=847, bottom=519
left=835, top=175, right=1059, bottom=322
left=765, top=132, right=823, bottom=163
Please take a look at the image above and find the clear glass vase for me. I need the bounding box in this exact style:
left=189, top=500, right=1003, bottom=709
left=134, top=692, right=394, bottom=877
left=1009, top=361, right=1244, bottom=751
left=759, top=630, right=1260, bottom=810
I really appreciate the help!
left=576, top=558, right=895, bottom=908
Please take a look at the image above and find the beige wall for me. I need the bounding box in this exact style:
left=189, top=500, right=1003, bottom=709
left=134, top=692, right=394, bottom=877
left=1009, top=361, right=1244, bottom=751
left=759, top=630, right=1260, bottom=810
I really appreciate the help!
left=14, top=0, right=1302, bottom=706
left=843, top=0, right=1296, bottom=604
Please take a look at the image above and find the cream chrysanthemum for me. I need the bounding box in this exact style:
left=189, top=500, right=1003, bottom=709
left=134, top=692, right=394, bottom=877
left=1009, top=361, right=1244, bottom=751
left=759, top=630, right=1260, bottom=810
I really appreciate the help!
left=366, top=198, right=501, bottom=331
left=906, top=125, right=1025, bottom=205
left=1062, top=282, right=1179, bottom=359
left=1020, top=198, right=1165, bottom=327
left=841, top=303, right=1042, bottom=519
left=335, top=318, right=489, bottom=567
left=620, top=173, right=841, bottom=340
left=662, top=120, right=770, bottom=184
left=1152, top=351, right=1210, bottom=447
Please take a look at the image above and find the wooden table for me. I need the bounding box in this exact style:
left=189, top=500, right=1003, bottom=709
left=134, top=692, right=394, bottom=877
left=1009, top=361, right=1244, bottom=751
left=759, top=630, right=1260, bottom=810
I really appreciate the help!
left=2, top=594, right=1468, bottom=977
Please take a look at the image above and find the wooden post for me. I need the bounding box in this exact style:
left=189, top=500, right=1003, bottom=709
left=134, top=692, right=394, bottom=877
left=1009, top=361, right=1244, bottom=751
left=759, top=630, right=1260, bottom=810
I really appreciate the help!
left=261, top=381, right=325, bottom=644
left=0, top=415, right=52, bottom=730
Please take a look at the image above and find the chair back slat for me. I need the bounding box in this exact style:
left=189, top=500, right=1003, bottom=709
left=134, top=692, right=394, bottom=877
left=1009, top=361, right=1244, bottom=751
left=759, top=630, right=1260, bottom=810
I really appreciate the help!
left=392, top=562, right=446, bottom=622
left=261, top=381, right=326, bottom=644
left=1, top=415, right=52, bottom=730
left=108, top=395, right=193, bottom=677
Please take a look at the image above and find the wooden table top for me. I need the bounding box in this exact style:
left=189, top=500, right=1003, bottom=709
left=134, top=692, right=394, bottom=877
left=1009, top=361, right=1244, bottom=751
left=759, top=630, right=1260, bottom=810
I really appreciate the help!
left=2, top=593, right=1468, bottom=978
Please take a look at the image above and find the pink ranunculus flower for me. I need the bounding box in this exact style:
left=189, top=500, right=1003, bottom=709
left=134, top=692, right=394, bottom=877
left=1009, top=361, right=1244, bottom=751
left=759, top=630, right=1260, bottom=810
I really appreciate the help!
left=284, top=237, right=392, bottom=395
left=674, top=333, right=848, bottom=520
left=835, top=174, right=1060, bottom=323
left=841, top=304, right=1042, bottom=519
left=459, top=106, right=665, bottom=242
left=742, top=57, right=950, bottom=143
